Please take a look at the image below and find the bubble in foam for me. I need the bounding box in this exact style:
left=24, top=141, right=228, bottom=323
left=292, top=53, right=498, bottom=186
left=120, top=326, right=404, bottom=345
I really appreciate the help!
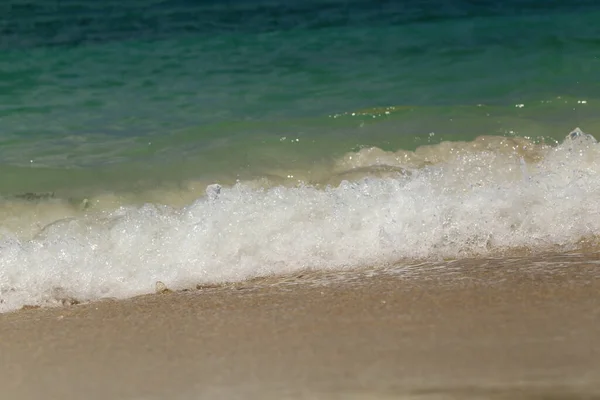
left=567, top=127, right=590, bottom=140
left=206, top=184, right=222, bottom=201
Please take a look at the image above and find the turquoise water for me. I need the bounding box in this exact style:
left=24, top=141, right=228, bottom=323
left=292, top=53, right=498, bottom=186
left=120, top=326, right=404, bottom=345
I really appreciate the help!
left=2, top=0, right=600, bottom=195
left=4, top=0, right=600, bottom=311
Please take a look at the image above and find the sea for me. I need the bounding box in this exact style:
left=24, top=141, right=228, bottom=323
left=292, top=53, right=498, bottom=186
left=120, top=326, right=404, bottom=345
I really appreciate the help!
left=1, top=0, right=600, bottom=312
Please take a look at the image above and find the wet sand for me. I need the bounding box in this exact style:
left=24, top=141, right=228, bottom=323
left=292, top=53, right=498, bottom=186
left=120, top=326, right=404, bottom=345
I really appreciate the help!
left=1, top=259, right=600, bottom=400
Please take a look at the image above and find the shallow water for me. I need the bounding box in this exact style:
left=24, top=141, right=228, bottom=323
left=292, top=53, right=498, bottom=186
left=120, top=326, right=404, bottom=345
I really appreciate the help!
left=1, top=0, right=600, bottom=311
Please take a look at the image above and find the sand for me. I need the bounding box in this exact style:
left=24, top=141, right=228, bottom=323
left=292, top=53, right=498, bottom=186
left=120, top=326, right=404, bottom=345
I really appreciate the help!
left=1, top=259, right=600, bottom=400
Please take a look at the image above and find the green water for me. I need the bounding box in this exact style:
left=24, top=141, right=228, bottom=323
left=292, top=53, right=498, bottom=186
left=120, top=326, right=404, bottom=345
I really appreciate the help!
left=1, top=0, right=600, bottom=197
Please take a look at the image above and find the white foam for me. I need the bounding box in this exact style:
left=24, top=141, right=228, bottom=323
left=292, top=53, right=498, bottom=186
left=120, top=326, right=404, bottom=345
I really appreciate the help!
left=1, top=129, right=599, bottom=312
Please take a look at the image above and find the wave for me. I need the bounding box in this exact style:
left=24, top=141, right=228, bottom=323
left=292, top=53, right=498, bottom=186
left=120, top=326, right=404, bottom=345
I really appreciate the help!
left=1, top=128, right=599, bottom=312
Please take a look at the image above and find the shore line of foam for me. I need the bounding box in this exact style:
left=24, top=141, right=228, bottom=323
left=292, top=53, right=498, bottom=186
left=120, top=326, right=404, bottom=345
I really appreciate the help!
left=2, top=259, right=600, bottom=399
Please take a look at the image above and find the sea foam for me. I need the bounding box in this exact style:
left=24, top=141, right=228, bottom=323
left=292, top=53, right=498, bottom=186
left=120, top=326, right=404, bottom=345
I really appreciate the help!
left=1, top=129, right=599, bottom=312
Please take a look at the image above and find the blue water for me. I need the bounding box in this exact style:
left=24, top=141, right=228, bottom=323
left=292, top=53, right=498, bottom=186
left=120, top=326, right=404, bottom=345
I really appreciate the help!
left=4, top=0, right=600, bottom=312
left=1, top=0, right=600, bottom=193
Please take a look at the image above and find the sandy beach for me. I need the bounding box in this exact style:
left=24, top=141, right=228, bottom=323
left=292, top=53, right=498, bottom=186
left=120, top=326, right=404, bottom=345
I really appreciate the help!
left=1, top=258, right=600, bottom=400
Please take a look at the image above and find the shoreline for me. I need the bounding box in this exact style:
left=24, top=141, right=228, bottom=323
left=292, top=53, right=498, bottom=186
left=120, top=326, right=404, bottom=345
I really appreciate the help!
left=1, top=262, right=600, bottom=399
